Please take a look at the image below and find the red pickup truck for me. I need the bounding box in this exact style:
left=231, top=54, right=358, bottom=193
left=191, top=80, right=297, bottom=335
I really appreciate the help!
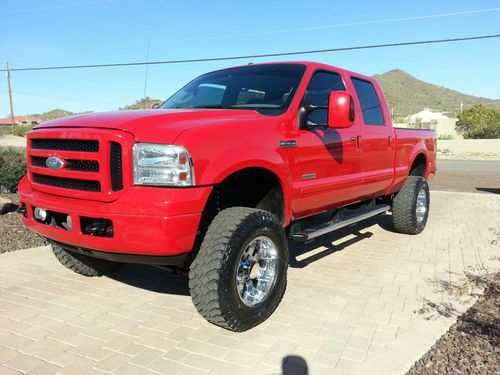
left=18, top=62, right=436, bottom=331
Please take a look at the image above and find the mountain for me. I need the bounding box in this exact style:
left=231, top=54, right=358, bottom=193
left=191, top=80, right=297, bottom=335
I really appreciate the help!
left=373, top=69, right=500, bottom=120
left=30, top=109, right=90, bottom=121
left=119, top=97, right=162, bottom=110
left=30, top=74, right=500, bottom=122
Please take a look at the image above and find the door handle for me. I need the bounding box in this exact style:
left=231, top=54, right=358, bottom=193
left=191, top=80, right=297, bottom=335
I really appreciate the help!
left=388, top=135, right=393, bottom=147
left=350, top=135, right=361, bottom=148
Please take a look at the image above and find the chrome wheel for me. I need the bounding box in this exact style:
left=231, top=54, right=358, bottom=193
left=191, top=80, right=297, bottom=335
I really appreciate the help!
left=236, top=236, right=278, bottom=307
left=416, top=188, right=427, bottom=224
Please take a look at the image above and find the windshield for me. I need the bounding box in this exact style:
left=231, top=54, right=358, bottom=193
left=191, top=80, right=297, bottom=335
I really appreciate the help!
left=161, top=64, right=306, bottom=115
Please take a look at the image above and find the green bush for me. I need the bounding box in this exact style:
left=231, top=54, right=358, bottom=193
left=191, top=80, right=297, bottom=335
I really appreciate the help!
left=12, top=125, right=33, bottom=137
left=0, top=126, right=11, bottom=136
left=0, top=148, right=26, bottom=193
left=437, top=134, right=454, bottom=140
left=456, top=104, right=500, bottom=139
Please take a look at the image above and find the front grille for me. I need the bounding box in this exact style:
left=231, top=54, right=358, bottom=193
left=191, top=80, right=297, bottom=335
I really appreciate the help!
left=28, top=131, right=127, bottom=200
left=31, top=156, right=47, bottom=168
left=31, top=156, right=99, bottom=172
left=67, top=160, right=100, bottom=172
left=31, top=139, right=99, bottom=152
left=33, top=173, right=101, bottom=192
left=110, top=142, right=123, bottom=191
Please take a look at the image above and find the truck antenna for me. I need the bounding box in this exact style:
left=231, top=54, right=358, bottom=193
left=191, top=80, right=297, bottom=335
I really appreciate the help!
left=143, top=38, right=151, bottom=109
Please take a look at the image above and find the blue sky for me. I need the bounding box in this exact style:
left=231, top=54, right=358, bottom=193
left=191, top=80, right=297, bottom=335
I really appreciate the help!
left=1, top=0, right=499, bottom=115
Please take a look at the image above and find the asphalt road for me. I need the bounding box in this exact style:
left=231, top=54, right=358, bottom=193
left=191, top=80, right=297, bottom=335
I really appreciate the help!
left=437, top=159, right=500, bottom=173
left=431, top=159, right=500, bottom=195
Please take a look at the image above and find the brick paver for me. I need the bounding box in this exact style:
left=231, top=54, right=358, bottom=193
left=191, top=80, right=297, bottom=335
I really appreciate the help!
left=1, top=191, right=499, bottom=374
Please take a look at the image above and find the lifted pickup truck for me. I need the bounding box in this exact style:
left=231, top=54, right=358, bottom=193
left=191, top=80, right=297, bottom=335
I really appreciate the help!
left=18, top=62, right=436, bottom=331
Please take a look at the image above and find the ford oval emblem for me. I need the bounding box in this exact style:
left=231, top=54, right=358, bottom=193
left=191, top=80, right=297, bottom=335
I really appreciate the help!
left=46, top=156, right=65, bottom=170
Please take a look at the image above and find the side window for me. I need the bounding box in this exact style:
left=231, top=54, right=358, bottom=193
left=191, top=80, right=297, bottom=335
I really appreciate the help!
left=351, top=78, right=385, bottom=125
left=303, top=71, right=346, bottom=125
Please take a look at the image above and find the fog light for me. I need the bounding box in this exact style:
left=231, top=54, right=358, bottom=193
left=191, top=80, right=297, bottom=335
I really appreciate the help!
left=34, top=207, right=48, bottom=221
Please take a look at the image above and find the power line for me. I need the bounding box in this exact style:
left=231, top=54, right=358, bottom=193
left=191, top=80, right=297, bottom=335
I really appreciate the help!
left=2, top=34, right=499, bottom=73
left=0, top=0, right=117, bottom=15
left=187, top=7, right=500, bottom=40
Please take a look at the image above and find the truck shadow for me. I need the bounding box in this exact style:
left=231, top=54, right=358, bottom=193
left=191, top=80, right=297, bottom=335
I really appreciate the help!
left=107, top=263, right=190, bottom=296
left=476, top=187, right=500, bottom=195
left=288, top=213, right=393, bottom=268
left=106, top=214, right=395, bottom=294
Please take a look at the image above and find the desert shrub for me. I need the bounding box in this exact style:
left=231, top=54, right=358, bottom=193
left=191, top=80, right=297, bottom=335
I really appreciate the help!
left=12, top=125, right=33, bottom=137
left=456, top=105, right=500, bottom=139
left=0, top=126, right=11, bottom=136
left=0, top=148, right=26, bottom=193
left=437, top=134, right=454, bottom=140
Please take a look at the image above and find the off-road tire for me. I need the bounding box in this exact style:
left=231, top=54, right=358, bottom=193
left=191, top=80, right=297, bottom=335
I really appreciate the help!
left=51, top=243, right=123, bottom=277
left=392, top=176, right=430, bottom=235
left=189, top=207, right=288, bottom=332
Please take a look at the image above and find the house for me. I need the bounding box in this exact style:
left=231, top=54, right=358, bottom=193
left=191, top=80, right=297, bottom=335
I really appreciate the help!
left=402, top=109, right=461, bottom=139
left=406, top=108, right=450, bottom=129
left=0, top=116, right=42, bottom=126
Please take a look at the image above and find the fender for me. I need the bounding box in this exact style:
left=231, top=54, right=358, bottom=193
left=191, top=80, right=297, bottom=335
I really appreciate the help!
left=408, top=144, right=428, bottom=175
left=388, top=140, right=429, bottom=195
left=200, top=147, right=294, bottom=226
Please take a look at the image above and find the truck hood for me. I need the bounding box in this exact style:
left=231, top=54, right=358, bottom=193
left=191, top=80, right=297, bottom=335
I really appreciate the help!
left=33, top=109, right=263, bottom=143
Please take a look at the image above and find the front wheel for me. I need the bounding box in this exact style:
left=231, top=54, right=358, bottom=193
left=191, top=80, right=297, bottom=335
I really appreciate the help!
left=392, top=176, right=430, bottom=235
left=51, top=243, right=123, bottom=277
left=189, top=207, right=288, bottom=332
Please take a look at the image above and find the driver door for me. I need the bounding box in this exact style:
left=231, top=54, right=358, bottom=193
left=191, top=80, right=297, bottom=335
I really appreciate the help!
left=293, top=70, right=362, bottom=217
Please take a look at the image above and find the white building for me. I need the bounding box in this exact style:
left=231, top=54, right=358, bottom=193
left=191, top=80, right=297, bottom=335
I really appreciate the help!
left=407, top=108, right=450, bottom=128
left=395, top=109, right=461, bottom=139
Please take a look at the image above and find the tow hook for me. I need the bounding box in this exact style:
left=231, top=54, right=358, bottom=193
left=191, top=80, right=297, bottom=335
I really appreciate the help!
left=16, top=203, right=27, bottom=217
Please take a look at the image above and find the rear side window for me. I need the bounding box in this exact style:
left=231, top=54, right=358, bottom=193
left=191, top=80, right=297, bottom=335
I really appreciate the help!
left=351, top=78, right=385, bottom=125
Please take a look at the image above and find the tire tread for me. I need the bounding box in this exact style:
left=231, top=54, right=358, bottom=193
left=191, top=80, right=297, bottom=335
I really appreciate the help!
left=392, top=176, right=429, bottom=235
left=189, top=207, right=287, bottom=331
left=51, top=243, right=122, bottom=277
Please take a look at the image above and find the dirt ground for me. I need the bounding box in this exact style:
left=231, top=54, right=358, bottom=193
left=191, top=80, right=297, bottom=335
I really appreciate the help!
left=0, top=193, right=47, bottom=253
left=407, top=272, right=500, bottom=375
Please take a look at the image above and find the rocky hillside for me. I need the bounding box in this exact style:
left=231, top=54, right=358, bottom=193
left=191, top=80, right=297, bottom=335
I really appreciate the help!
left=373, top=69, right=500, bottom=119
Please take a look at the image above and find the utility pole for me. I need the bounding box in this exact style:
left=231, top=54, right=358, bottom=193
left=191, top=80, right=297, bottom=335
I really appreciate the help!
left=5, top=62, right=15, bottom=134
left=460, top=101, right=463, bottom=115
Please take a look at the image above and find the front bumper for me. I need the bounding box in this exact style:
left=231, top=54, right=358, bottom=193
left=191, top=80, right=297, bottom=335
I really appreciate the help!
left=18, top=176, right=212, bottom=257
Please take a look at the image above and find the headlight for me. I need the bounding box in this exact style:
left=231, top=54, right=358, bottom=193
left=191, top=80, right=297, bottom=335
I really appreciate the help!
left=133, top=143, right=194, bottom=186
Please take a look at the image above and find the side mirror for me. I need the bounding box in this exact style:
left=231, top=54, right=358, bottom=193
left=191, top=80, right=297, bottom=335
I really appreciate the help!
left=151, top=103, right=160, bottom=109
left=328, top=91, right=354, bottom=128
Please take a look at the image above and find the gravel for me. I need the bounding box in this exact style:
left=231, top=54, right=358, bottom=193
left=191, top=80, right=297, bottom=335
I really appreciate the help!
left=407, top=272, right=500, bottom=375
left=0, top=193, right=47, bottom=253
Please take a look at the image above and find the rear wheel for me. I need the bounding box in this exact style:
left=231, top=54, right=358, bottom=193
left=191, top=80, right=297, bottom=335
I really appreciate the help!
left=189, top=207, right=288, bottom=332
left=392, top=176, right=430, bottom=234
left=51, top=243, right=123, bottom=277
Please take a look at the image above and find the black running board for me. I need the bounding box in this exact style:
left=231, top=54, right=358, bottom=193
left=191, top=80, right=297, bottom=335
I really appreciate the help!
left=291, top=205, right=390, bottom=242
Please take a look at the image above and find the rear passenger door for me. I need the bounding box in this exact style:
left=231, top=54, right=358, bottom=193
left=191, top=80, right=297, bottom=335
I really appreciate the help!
left=349, top=76, right=395, bottom=197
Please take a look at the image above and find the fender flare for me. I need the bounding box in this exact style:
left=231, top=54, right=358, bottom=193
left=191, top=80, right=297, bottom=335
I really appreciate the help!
left=201, top=151, right=294, bottom=227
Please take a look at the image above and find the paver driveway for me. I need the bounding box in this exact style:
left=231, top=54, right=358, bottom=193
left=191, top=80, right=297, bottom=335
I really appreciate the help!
left=1, top=191, right=499, bottom=375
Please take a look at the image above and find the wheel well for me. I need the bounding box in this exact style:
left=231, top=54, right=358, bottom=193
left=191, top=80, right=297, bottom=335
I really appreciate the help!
left=189, top=168, right=285, bottom=262
left=409, top=154, right=426, bottom=177
left=213, top=168, right=285, bottom=222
